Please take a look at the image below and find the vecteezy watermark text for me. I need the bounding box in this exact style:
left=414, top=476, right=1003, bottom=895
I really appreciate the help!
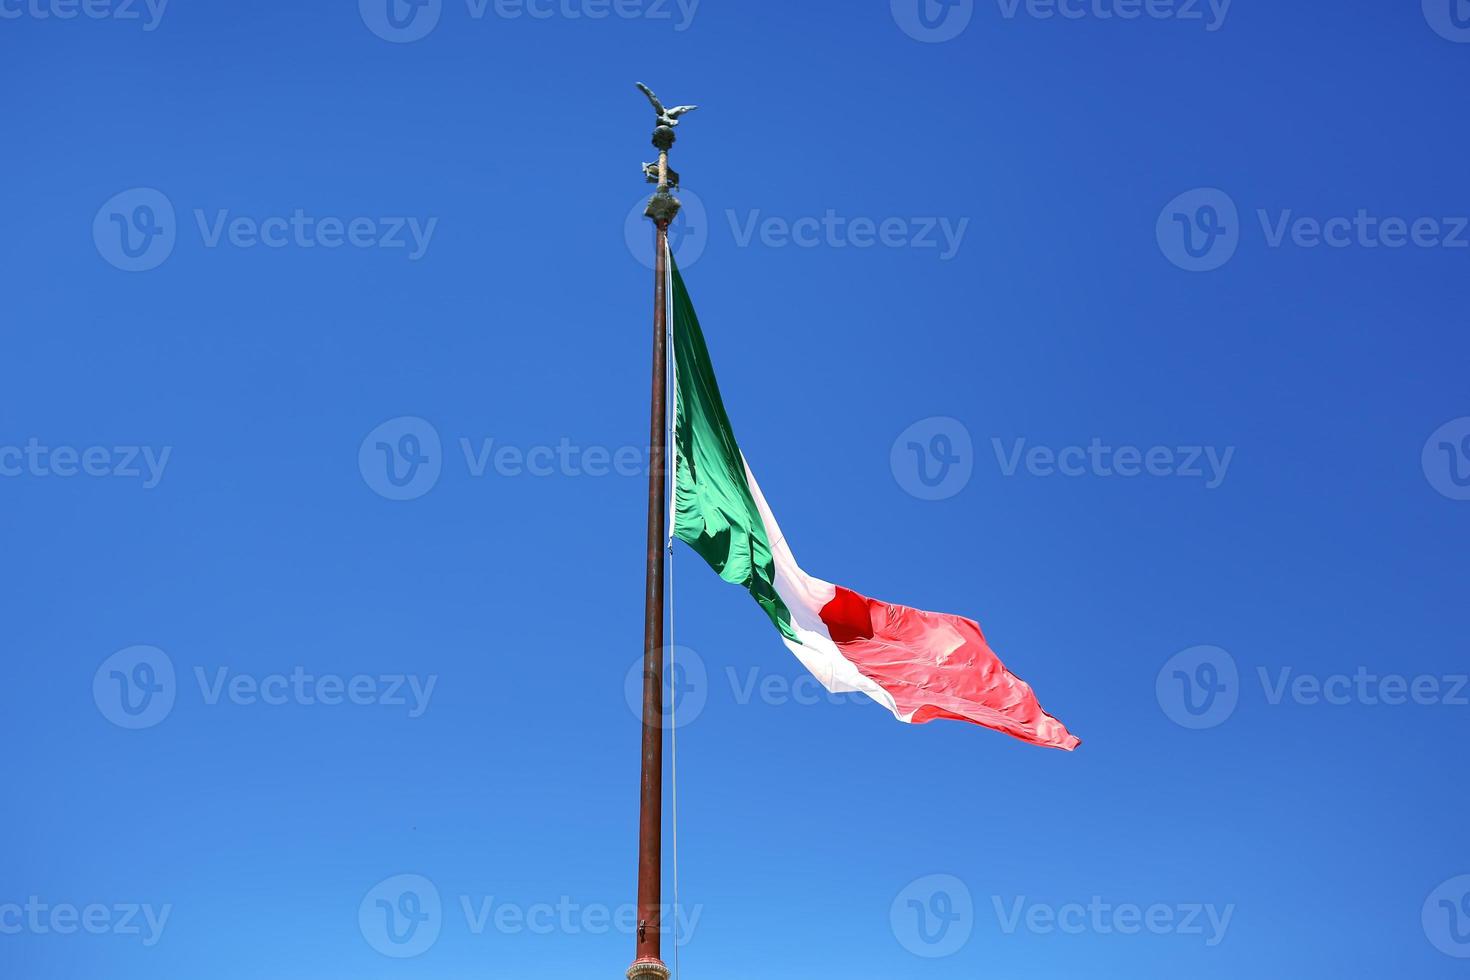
left=890, top=0, right=1229, bottom=42
left=891, top=420, right=1235, bottom=499
left=0, top=439, right=171, bottom=488
left=194, top=210, right=436, bottom=258
left=93, top=646, right=438, bottom=730
left=0, top=898, right=171, bottom=946
left=0, top=0, right=167, bottom=29
left=995, top=0, right=1229, bottom=29
left=460, top=438, right=647, bottom=479
left=194, top=667, right=436, bottom=717
left=623, top=190, right=971, bottom=270
left=621, top=647, right=872, bottom=730
left=991, top=896, right=1234, bottom=946
left=1258, top=667, right=1469, bottom=708
left=888, top=874, right=1232, bottom=958
left=358, top=874, right=702, bottom=958
left=1157, top=645, right=1470, bottom=729
left=1159, top=188, right=1470, bottom=272
left=94, top=188, right=437, bottom=272
left=359, top=0, right=698, bottom=43
left=460, top=895, right=701, bottom=938
left=992, top=438, right=1234, bottom=488
left=359, top=416, right=654, bottom=501
left=727, top=211, right=970, bottom=260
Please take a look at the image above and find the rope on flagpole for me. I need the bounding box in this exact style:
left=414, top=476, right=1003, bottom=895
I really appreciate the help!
left=665, top=233, right=681, bottom=980
left=668, top=537, right=679, bottom=980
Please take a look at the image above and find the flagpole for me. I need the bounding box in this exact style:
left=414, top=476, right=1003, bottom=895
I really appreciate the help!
left=629, top=82, right=693, bottom=980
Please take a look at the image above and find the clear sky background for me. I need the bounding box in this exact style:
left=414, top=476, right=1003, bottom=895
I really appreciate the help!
left=4, top=1, right=1469, bottom=977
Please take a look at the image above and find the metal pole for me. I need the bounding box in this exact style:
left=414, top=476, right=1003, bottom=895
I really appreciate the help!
left=631, top=217, right=670, bottom=979
left=629, top=82, right=694, bottom=980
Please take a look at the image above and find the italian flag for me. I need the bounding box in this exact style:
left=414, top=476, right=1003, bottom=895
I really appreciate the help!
left=669, top=247, right=1079, bottom=751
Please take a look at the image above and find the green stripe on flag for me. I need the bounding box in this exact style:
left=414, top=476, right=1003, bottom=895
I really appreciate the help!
left=670, top=257, right=795, bottom=641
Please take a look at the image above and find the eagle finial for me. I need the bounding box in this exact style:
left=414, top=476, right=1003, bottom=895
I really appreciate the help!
left=636, top=82, right=697, bottom=130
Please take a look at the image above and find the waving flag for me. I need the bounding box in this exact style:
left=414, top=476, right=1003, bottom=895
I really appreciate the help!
left=669, top=249, right=1079, bottom=751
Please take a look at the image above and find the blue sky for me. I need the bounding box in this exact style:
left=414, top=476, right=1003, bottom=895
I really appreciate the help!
left=4, top=1, right=1469, bottom=977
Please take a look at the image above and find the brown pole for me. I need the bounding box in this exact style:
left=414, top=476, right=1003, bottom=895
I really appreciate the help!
left=629, top=82, right=691, bottom=980
left=631, top=215, right=670, bottom=979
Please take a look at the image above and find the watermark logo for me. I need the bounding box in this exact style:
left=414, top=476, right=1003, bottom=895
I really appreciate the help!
left=363, top=426, right=654, bottom=497
left=94, top=190, right=437, bottom=270
left=623, top=645, right=707, bottom=729
left=360, top=886, right=701, bottom=943
left=625, top=188, right=707, bottom=270
left=360, top=0, right=442, bottom=41
left=1423, top=417, right=1470, bottom=501
left=1424, top=0, right=1470, bottom=42
left=1159, top=649, right=1466, bottom=728
left=360, top=874, right=442, bottom=958
left=93, top=646, right=176, bottom=730
left=94, top=188, right=176, bottom=273
left=624, top=652, right=870, bottom=728
left=891, top=0, right=974, bottom=42
left=360, top=417, right=443, bottom=501
left=627, top=193, right=967, bottom=267
left=891, top=874, right=973, bottom=957
left=1157, top=188, right=1239, bottom=272
left=1424, top=875, right=1470, bottom=958
left=94, top=656, right=436, bottom=726
left=1163, top=189, right=1470, bottom=271
left=1156, top=645, right=1238, bottom=729
left=891, top=417, right=973, bottom=501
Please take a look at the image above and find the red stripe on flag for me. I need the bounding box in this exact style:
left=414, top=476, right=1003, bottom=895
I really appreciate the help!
left=818, top=587, right=1080, bottom=750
